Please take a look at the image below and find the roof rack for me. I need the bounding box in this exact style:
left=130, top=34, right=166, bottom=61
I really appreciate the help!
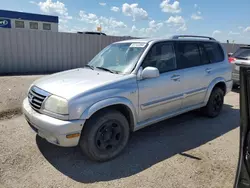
left=171, top=35, right=216, bottom=41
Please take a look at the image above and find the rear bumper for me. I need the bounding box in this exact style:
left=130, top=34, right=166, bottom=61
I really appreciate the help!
left=232, top=72, right=240, bottom=85
left=22, top=98, right=85, bottom=147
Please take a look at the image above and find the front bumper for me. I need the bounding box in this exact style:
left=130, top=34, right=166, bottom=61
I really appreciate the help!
left=232, top=72, right=240, bottom=85
left=22, top=98, right=85, bottom=147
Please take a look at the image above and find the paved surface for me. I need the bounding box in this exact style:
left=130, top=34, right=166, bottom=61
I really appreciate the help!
left=0, top=83, right=240, bottom=188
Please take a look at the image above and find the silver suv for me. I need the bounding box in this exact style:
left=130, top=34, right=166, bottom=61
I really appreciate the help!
left=229, top=45, right=250, bottom=87
left=23, top=35, right=232, bottom=161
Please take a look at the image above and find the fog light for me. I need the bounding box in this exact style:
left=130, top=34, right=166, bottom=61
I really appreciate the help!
left=66, top=133, right=80, bottom=139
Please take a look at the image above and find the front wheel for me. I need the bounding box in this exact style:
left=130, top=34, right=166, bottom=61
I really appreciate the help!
left=201, top=87, right=224, bottom=118
left=79, top=110, right=130, bottom=162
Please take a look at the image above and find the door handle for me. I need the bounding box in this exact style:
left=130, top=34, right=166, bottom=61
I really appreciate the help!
left=205, top=68, right=212, bottom=73
left=171, top=75, right=180, bottom=81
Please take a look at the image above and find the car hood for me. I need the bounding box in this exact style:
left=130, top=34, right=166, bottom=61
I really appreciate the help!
left=33, top=68, right=124, bottom=99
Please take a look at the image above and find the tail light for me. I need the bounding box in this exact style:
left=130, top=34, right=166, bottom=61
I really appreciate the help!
left=228, top=57, right=236, bottom=63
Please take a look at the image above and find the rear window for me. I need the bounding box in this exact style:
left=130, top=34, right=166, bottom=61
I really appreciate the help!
left=203, top=42, right=224, bottom=63
left=233, top=47, right=250, bottom=60
left=176, top=42, right=201, bottom=69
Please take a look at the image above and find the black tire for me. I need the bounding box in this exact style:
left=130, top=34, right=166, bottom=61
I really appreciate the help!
left=79, top=109, right=130, bottom=162
left=201, top=87, right=224, bottom=118
left=232, top=83, right=239, bottom=89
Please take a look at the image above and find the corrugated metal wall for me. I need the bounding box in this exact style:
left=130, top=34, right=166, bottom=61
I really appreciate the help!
left=0, top=29, right=247, bottom=75
left=221, top=43, right=245, bottom=54
left=0, top=29, right=132, bottom=75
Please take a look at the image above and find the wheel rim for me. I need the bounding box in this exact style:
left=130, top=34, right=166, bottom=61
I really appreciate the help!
left=212, top=93, right=223, bottom=112
left=95, top=120, right=123, bottom=152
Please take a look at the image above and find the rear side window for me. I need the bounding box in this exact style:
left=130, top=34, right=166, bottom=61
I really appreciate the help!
left=176, top=42, right=201, bottom=69
left=203, top=42, right=224, bottom=63
left=199, top=45, right=210, bottom=65
left=142, top=42, right=177, bottom=74
left=232, top=47, right=250, bottom=60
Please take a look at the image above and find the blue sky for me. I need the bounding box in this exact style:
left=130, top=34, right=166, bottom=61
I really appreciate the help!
left=1, top=0, right=250, bottom=44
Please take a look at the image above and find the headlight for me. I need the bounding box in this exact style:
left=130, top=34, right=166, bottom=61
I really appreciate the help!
left=44, top=95, right=68, bottom=115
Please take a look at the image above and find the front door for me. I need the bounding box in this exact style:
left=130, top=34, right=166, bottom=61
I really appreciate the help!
left=137, top=42, right=183, bottom=123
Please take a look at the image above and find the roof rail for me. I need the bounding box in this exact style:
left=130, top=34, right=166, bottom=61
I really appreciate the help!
left=171, top=35, right=216, bottom=41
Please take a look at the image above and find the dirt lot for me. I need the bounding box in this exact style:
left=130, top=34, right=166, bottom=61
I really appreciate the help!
left=0, top=76, right=42, bottom=120
left=0, top=76, right=240, bottom=188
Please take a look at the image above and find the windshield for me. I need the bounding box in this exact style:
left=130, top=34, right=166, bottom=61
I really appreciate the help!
left=88, top=42, right=147, bottom=74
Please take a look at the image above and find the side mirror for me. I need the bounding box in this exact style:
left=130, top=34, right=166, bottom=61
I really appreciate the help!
left=141, top=67, right=160, bottom=79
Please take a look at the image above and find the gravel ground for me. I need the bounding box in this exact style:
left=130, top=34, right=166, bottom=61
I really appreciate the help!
left=0, top=76, right=240, bottom=188
left=0, top=75, right=42, bottom=119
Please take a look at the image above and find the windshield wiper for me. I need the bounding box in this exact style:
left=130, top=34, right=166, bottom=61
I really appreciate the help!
left=95, top=66, right=119, bottom=74
left=85, top=64, right=94, bottom=70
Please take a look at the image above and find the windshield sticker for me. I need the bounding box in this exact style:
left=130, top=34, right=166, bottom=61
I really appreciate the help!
left=130, top=43, right=147, bottom=48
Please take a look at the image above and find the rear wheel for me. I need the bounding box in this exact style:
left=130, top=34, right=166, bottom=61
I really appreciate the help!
left=233, top=83, right=240, bottom=89
left=79, top=110, right=130, bottom=162
left=201, top=87, right=224, bottom=118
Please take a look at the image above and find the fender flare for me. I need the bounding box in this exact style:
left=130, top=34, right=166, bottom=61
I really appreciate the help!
left=80, top=97, right=137, bottom=130
left=204, top=77, right=226, bottom=104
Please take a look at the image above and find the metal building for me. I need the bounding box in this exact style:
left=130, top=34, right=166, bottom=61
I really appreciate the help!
left=0, top=9, right=58, bottom=32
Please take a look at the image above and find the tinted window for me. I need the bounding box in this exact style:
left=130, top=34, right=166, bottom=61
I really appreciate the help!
left=30, top=22, right=38, bottom=29
left=199, top=45, right=210, bottom=64
left=142, top=43, right=177, bottom=74
left=176, top=43, right=201, bottom=69
left=15, top=20, right=24, bottom=28
left=203, top=42, right=224, bottom=63
left=43, top=23, right=51, bottom=30
left=233, top=47, right=250, bottom=60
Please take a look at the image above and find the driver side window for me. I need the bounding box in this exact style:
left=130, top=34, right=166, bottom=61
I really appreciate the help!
left=142, top=42, right=177, bottom=74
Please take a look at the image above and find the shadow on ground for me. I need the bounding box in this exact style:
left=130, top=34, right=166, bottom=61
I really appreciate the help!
left=36, top=104, right=239, bottom=183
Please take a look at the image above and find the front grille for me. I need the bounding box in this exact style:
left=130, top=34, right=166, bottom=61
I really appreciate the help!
left=28, top=87, right=48, bottom=111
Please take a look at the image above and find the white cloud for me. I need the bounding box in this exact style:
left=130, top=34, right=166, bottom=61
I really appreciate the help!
left=160, top=0, right=181, bottom=14
left=191, top=13, right=203, bottom=20
left=191, top=10, right=203, bottom=20
left=238, top=26, right=243, bottom=30
left=228, top=31, right=240, bottom=35
left=176, top=24, right=187, bottom=32
left=111, top=6, right=120, bottom=12
left=122, top=3, right=148, bottom=21
left=149, top=20, right=164, bottom=30
left=35, top=0, right=72, bottom=19
left=244, top=26, right=250, bottom=32
left=131, top=20, right=163, bottom=36
left=194, top=4, right=198, bottom=8
left=212, top=30, right=221, bottom=37
left=99, top=2, right=106, bottom=6
left=166, top=15, right=185, bottom=25
left=166, top=16, right=186, bottom=32
left=79, top=10, right=127, bottom=29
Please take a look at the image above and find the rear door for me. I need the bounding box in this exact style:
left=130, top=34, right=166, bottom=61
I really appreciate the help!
left=175, top=41, right=212, bottom=108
